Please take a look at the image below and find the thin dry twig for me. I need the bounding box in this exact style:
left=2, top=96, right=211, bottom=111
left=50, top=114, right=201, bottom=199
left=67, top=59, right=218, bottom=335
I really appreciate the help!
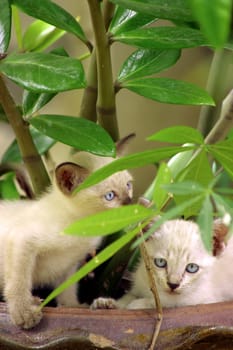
left=139, top=231, right=163, bottom=350
left=205, top=89, right=233, bottom=144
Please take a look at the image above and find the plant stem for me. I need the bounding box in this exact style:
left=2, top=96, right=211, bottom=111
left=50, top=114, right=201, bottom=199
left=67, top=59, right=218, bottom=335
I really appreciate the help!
left=205, top=89, right=233, bottom=144
left=140, top=236, right=163, bottom=349
left=87, top=0, right=119, bottom=141
left=197, top=49, right=233, bottom=136
left=0, top=74, right=50, bottom=195
left=12, top=6, right=23, bottom=51
left=79, top=50, right=98, bottom=122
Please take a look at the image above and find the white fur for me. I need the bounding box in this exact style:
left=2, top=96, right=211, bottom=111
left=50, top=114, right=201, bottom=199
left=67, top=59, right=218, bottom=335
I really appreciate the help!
left=93, top=219, right=233, bottom=310
left=0, top=151, right=133, bottom=329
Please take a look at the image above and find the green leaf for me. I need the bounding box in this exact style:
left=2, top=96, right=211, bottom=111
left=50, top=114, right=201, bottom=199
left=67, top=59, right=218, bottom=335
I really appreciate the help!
left=23, top=91, right=55, bottom=118
left=208, top=139, right=233, bottom=179
left=163, top=181, right=204, bottom=195
left=174, top=149, right=214, bottom=217
left=0, top=0, right=11, bottom=54
left=0, top=52, right=86, bottom=93
left=190, top=0, right=232, bottom=48
left=123, top=77, right=215, bottom=105
left=113, top=27, right=208, bottom=49
left=22, top=48, right=69, bottom=117
left=197, top=195, right=213, bottom=252
left=212, top=192, right=233, bottom=218
left=148, top=126, right=204, bottom=144
left=40, top=226, right=139, bottom=307
left=0, top=173, right=20, bottom=199
left=64, top=204, right=153, bottom=236
left=22, top=19, right=65, bottom=52
left=118, top=48, right=181, bottom=82
left=167, top=146, right=195, bottom=179
left=153, top=162, right=172, bottom=209
left=2, top=126, right=56, bottom=163
left=109, top=6, right=156, bottom=35
left=110, top=0, right=194, bottom=22
left=11, top=0, right=89, bottom=46
left=76, top=145, right=197, bottom=192
left=30, top=115, right=115, bottom=157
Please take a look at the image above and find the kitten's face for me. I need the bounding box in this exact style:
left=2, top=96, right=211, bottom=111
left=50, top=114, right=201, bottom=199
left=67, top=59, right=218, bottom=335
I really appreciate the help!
left=146, top=220, right=214, bottom=296
left=69, top=151, right=133, bottom=211
left=75, top=169, right=133, bottom=213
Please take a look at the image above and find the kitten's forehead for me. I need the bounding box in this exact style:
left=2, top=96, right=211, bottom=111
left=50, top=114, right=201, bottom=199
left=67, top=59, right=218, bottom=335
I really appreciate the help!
left=72, top=151, right=115, bottom=171
left=149, top=219, right=206, bottom=257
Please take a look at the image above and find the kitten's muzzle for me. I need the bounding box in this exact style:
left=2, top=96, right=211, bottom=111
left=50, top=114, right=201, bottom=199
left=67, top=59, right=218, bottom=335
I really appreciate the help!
left=167, top=282, right=180, bottom=291
left=122, top=196, right=132, bottom=205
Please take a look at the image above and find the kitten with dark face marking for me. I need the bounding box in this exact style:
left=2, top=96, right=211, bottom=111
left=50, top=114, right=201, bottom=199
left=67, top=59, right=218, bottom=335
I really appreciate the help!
left=92, top=218, right=233, bottom=310
left=0, top=134, right=134, bottom=329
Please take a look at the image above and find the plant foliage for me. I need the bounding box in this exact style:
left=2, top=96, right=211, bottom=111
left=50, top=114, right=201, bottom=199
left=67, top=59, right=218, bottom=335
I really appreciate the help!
left=0, top=0, right=232, bottom=307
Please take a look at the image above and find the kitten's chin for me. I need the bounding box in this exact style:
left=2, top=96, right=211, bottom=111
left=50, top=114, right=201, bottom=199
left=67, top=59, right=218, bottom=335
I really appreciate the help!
left=165, top=289, right=181, bottom=295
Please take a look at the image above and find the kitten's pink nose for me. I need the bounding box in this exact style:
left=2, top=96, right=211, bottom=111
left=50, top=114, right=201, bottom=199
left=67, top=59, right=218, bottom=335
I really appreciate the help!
left=122, top=196, right=132, bottom=205
left=167, top=282, right=179, bottom=291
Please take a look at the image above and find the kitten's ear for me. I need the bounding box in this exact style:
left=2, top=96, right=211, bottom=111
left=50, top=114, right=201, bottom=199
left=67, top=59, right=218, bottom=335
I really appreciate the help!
left=213, top=219, right=229, bottom=256
left=116, top=133, right=136, bottom=157
left=55, top=162, right=89, bottom=196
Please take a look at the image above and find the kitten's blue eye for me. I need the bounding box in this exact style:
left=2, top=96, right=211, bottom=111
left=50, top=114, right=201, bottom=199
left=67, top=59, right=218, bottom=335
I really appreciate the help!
left=186, top=263, right=199, bottom=273
left=104, top=191, right=116, bottom=201
left=154, top=258, right=167, bottom=268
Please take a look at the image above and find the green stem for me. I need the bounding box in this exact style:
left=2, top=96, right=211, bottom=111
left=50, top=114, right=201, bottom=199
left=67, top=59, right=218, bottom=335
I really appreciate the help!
left=79, top=49, right=98, bottom=122
left=87, top=0, right=119, bottom=141
left=12, top=5, right=23, bottom=51
left=0, top=74, right=50, bottom=195
left=197, top=49, right=233, bottom=136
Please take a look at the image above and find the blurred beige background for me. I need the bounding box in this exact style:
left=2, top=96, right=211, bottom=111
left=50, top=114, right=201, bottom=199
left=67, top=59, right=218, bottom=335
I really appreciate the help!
left=1, top=1, right=232, bottom=198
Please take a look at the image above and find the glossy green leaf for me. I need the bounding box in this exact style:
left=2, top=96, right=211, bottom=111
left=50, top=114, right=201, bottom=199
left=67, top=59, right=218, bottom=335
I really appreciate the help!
left=113, top=27, right=208, bottom=49
left=0, top=52, right=86, bottom=93
left=153, top=163, right=172, bottom=209
left=11, top=0, right=89, bottom=46
left=148, top=126, right=204, bottom=144
left=2, top=126, right=56, bottom=163
left=208, top=139, right=233, bottom=179
left=110, top=0, right=194, bottom=22
left=123, top=77, right=215, bottom=105
left=22, top=48, right=69, bottom=117
left=22, top=19, right=65, bottom=52
left=76, top=145, right=197, bottom=192
left=23, top=91, right=55, bottom=118
left=30, top=115, right=115, bottom=157
left=197, top=195, right=213, bottom=252
left=64, top=205, right=153, bottom=236
left=41, top=226, right=138, bottom=307
left=118, top=48, right=180, bottom=82
left=0, top=0, right=11, bottom=54
left=190, top=0, right=232, bottom=48
left=109, top=6, right=156, bottom=35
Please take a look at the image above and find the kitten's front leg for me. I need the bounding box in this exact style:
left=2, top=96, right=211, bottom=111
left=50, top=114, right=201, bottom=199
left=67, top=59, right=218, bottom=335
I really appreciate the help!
left=55, top=266, right=84, bottom=308
left=4, top=235, right=43, bottom=329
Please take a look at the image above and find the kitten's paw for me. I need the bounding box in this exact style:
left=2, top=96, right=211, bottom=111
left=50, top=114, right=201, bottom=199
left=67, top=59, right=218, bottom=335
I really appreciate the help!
left=91, top=297, right=117, bottom=310
left=8, top=297, right=43, bottom=329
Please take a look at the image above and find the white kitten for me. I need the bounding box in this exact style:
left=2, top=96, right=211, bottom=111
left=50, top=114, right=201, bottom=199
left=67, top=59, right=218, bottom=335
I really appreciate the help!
left=0, top=135, right=134, bottom=329
left=92, top=219, right=233, bottom=310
